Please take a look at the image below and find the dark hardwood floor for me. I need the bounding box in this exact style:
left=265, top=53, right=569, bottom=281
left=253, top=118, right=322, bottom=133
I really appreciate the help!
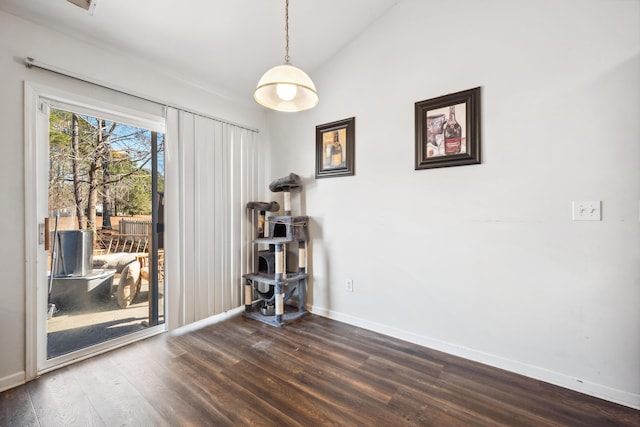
left=1, top=314, right=638, bottom=426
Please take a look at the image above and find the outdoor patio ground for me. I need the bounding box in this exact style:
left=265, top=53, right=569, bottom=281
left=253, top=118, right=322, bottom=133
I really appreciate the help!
left=47, top=279, right=164, bottom=359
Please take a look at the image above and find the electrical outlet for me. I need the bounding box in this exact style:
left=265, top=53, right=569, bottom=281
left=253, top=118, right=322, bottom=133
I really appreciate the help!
left=572, top=201, right=601, bottom=221
left=346, top=279, right=353, bottom=292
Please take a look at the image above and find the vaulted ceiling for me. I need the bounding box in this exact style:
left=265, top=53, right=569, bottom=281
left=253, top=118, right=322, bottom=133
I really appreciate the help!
left=0, top=0, right=400, bottom=102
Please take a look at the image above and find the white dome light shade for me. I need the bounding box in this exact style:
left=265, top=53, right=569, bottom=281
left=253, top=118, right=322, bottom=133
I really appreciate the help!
left=254, top=64, right=319, bottom=112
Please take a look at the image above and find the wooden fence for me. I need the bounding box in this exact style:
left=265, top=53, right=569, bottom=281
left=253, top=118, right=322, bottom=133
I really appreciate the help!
left=119, top=219, right=152, bottom=242
left=93, top=219, right=152, bottom=255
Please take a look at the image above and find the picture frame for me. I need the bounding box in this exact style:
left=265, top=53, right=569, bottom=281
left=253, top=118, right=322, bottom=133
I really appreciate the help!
left=415, top=87, right=481, bottom=170
left=316, top=117, right=355, bottom=179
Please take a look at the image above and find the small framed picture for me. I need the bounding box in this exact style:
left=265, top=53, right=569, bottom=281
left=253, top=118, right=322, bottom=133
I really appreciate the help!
left=316, top=117, right=355, bottom=179
left=415, top=87, right=481, bottom=170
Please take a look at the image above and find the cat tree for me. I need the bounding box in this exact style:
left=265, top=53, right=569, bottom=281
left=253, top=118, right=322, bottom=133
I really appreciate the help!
left=243, top=173, right=309, bottom=327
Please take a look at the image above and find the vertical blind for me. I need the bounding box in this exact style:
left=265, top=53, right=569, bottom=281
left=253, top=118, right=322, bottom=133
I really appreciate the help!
left=165, top=108, right=263, bottom=329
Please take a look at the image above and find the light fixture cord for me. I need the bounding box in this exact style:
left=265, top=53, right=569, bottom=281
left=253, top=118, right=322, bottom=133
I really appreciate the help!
left=284, top=0, right=290, bottom=64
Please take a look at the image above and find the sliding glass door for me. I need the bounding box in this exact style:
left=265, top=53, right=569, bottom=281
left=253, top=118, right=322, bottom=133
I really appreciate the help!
left=27, top=83, right=167, bottom=373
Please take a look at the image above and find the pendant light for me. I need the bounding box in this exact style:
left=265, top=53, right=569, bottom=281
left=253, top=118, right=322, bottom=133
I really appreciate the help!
left=254, top=0, right=319, bottom=112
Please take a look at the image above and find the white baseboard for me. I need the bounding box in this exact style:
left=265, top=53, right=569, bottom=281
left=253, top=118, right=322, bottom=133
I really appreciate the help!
left=308, top=305, right=640, bottom=410
left=0, top=371, right=25, bottom=393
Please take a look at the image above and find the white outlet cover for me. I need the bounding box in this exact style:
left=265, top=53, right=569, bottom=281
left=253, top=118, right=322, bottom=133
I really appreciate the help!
left=572, top=201, right=601, bottom=221
left=346, top=279, right=353, bottom=292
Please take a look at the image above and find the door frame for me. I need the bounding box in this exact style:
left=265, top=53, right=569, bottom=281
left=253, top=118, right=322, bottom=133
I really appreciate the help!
left=24, top=81, right=167, bottom=378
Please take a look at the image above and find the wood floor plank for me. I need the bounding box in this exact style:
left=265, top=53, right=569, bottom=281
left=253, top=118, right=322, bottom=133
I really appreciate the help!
left=221, top=358, right=327, bottom=426
left=389, top=385, right=516, bottom=427
left=67, top=355, right=167, bottom=426
left=0, top=385, right=40, bottom=427
left=25, top=367, right=106, bottom=427
left=172, top=331, right=242, bottom=371
left=2, top=313, right=638, bottom=426
left=255, top=322, right=398, bottom=404
left=228, top=327, right=411, bottom=426
left=441, top=361, right=627, bottom=426
left=108, top=339, right=233, bottom=426
left=172, top=351, right=299, bottom=426
left=530, top=381, right=640, bottom=426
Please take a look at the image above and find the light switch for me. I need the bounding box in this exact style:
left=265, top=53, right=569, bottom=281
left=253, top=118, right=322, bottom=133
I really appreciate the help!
left=572, top=201, right=601, bottom=221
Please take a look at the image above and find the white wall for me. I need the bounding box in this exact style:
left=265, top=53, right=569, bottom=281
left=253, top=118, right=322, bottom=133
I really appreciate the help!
left=267, top=0, right=640, bottom=408
left=0, top=10, right=266, bottom=390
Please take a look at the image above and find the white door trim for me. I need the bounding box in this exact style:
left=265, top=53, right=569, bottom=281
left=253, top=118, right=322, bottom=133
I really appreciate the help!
left=24, top=81, right=43, bottom=381
left=24, top=81, right=167, bottom=377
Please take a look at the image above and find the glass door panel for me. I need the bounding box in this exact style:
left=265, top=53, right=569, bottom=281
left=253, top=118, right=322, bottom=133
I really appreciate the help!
left=46, top=107, right=165, bottom=360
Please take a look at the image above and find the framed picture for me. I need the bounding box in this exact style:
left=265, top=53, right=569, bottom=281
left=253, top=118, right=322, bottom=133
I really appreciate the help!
left=415, top=87, right=481, bottom=170
left=316, top=117, right=355, bottom=179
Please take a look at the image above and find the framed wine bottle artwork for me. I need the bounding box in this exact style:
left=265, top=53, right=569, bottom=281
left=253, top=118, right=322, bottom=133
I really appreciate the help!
left=315, top=117, right=355, bottom=179
left=415, top=87, right=481, bottom=170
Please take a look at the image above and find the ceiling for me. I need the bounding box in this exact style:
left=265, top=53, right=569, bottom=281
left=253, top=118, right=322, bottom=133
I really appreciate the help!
left=0, top=0, right=400, bottom=103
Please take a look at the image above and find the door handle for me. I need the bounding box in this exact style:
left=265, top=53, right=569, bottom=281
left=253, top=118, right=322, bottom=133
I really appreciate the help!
left=39, top=223, right=45, bottom=246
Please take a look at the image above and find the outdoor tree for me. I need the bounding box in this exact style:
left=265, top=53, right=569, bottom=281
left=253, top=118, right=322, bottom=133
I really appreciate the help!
left=109, top=151, right=153, bottom=215
left=71, top=113, right=87, bottom=229
left=48, top=109, right=76, bottom=215
left=48, top=107, right=162, bottom=231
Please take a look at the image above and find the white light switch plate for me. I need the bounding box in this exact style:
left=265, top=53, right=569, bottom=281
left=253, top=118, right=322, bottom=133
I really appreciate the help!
left=572, top=201, right=601, bottom=221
